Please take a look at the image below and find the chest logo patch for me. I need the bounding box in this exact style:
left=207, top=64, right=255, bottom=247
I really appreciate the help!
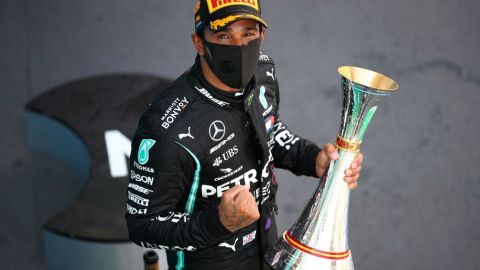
left=137, top=139, right=156, bottom=165
left=209, top=120, right=226, bottom=142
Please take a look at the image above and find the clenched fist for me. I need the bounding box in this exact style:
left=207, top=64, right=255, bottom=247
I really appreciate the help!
left=218, top=185, right=260, bottom=232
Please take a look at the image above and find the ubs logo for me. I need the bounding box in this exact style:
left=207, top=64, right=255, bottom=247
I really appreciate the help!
left=222, top=145, right=239, bottom=161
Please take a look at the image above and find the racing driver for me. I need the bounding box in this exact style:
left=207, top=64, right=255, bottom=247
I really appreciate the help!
left=126, top=1, right=363, bottom=269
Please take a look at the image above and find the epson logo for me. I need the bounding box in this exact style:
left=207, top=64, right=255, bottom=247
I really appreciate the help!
left=202, top=169, right=258, bottom=198
left=130, top=170, right=154, bottom=185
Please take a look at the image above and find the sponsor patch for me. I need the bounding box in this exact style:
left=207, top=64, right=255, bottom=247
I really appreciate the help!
left=210, top=133, right=235, bottom=154
left=220, top=168, right=232, bottom=174
left=133, top=161, right=154, bottom=173
left=128, top=191, right=150, bottom=207
left=195, top=86, right=229, bottom=107
left=274, top=122, right=300, bottom=150
left=160, top=97, right=189, bottom=129
left=243, top=230, right=257, bottom=246
left=259, top=53, right=270, bottom=61
left=127, top=204, right=147, bottom=215
left=128, top=183, right=154, bottom=195
left=202, top=169, right=258, bottom=198
left=207, top=0, right=259, bottom=14
left=130, top=170, right=154, bottom=185
left=261, top=181, right=271, bottom=204
left=137, top=139, right=156, bottom=165
left=213, top=157, right=222, bottom=167
left=265, top=116, right=275, bottom=133
left=209, top=120, right=226, bottom=141
left=221, top=145, right=238, bottom=162
left=140, top=241, right=196, bottom=251
left=152, top=211, right=190, bottom=223
left=214, top=166, right=243, bottom=182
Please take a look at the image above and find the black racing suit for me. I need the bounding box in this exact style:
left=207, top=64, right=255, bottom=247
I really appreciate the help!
left=126, top=52, right=321, bottom=270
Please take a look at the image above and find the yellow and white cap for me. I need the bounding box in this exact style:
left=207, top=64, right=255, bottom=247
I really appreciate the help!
left=194, top=0, right=268, bottom=33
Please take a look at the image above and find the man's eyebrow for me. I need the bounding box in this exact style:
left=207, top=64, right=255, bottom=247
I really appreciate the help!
left=213, top=26, right=258, bottom=33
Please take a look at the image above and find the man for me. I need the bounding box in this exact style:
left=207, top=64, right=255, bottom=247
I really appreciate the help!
left=126, top=1, right=363, bottom=269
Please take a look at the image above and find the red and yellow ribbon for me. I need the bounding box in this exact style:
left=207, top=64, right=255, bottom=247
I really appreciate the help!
left=283, top=231, right=350, bottom=260
left=336, top=136, right=361, bottom=153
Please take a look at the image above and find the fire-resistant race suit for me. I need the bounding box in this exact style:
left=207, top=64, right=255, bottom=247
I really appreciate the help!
left=126, top=52, right=321, bottom=270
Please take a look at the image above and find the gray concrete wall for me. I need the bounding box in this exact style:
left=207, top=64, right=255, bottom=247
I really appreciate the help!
left=1, top=0, right=479, bottom=269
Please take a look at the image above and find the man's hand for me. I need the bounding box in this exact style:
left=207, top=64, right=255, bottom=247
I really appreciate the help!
left=315, top=143, right=364, bottom=190
left=218, top=185, right=260, bottom=232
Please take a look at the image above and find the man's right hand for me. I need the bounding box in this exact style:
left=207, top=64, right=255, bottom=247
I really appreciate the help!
left=218, top=185, right=260, bottom=232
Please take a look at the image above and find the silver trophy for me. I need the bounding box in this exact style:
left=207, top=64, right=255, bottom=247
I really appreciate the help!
left=265, top=66, right=399, bottom=269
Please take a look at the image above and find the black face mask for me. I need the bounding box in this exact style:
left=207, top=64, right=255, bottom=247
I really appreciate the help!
left=203, top=38, right=261, bottom=89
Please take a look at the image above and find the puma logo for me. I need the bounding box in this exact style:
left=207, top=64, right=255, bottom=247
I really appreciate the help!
left=266, top=68, right=275, bottom=81
left=178, top=127, right=194, bottom=140
left=218, top=238, right=238, bottom=252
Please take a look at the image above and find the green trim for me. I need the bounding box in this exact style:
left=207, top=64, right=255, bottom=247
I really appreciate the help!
left=174, top=142, right=202, bottom=269
left=175, top=251, right=184, bottom=270
left=176, top=142, right=201, bottom=214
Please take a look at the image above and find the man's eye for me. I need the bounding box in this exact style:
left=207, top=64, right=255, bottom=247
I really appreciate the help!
left=246, top=32, right=257, bottom=37
left=218, top=34, right=229, bottom=40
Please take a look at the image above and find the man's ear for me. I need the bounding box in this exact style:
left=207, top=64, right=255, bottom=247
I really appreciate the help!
left=260, top=27, right=266, bottom=46
left=191, top=33, right=206, bottom=56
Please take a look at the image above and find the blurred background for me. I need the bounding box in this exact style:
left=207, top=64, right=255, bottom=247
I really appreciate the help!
left=1, top=0, right=479, bottom=269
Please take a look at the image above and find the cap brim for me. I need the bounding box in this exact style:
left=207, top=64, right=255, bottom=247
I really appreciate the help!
left=210, top=13, right=268, bottom=32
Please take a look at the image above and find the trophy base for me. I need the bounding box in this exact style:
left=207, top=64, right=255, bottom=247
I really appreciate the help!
left=265, top=235, right=354, bottom=270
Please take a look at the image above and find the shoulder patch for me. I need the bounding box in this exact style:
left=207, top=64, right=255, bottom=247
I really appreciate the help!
left=258, top=51, right=274, bottom=64
left=137, top=139, right=156, bottom=165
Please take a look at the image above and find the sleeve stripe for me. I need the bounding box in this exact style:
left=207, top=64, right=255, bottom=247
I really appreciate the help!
left=174, top=142, right=202, bottom=270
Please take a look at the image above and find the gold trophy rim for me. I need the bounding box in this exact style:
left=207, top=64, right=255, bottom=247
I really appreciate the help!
left=338, top=66, right=399, bottom=91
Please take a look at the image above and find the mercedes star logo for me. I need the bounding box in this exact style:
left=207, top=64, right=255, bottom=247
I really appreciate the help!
left=209, top=120, right=226, bottom=142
